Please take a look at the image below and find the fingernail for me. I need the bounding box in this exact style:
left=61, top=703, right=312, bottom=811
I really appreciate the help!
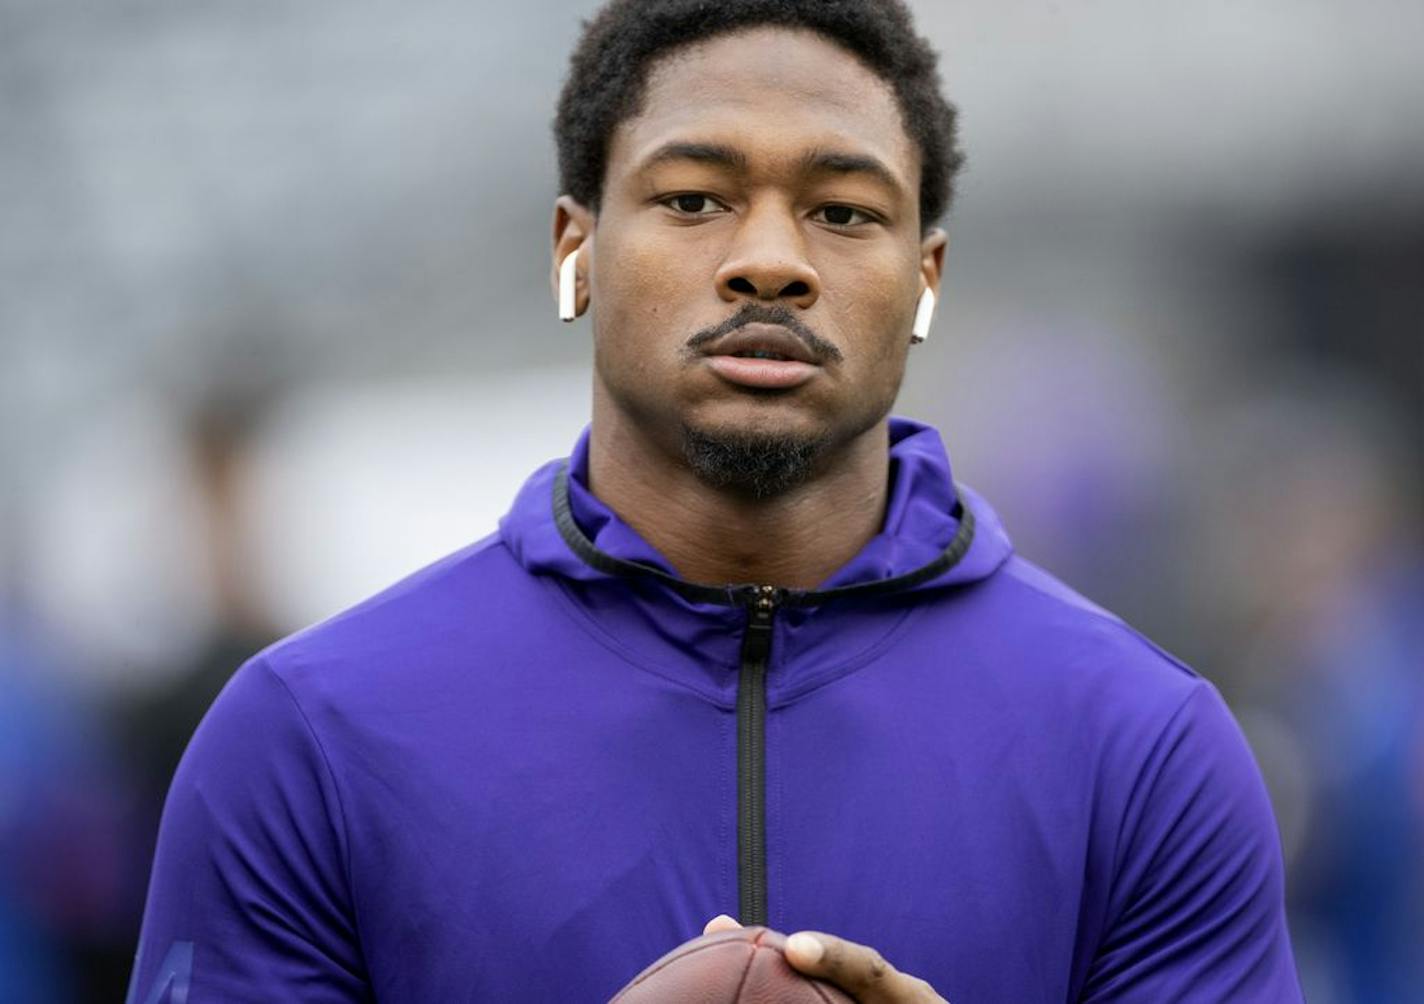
left=787, top=932, right=823, bottom=964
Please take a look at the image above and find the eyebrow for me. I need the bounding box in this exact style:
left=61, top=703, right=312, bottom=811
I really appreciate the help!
left=641, top=142, right=749, bottom=173
left=638, top=141, right=906, bottom=197
left=798, top=148, right=903, bottom=194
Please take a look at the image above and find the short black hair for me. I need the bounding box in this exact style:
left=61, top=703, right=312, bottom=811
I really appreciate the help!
left=554, top=0, right=965, bottom=230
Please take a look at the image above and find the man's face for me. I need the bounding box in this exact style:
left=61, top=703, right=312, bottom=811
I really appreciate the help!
left=562, top=27, right=944, bottom=479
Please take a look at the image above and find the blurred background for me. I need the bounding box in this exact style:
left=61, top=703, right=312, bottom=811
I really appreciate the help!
left=1, top=0, right=1420, bottom=1000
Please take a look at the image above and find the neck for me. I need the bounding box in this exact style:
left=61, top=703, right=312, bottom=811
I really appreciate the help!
left=587, top=403, right=891, bottom=590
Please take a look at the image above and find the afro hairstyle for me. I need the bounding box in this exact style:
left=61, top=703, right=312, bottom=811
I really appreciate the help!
left=553, top=0, right=965, bottom=231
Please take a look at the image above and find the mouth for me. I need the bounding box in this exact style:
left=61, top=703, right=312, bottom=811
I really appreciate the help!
left=701, top=322, right=822, bottom=364
left=698, top=322, right=824, bottom=390
left=729, top=349, right=794, bottom=360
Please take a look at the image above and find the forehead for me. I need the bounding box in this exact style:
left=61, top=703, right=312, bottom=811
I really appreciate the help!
left=608, top=27, right=918, bottom=187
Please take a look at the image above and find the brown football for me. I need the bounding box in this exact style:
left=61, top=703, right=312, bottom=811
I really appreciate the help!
left=609, top=926, right=856, bottom=1003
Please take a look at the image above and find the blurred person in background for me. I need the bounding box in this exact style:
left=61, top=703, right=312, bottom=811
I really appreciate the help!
left=1189, top=378, right=1424, bottom=1003
left=109, top=388, right=281, bottom=982
left=0, top=627, right=128, bottom=1003
left=0, top=385, right=283, bottom=1000
left=114, top=391, right=280, bottom=818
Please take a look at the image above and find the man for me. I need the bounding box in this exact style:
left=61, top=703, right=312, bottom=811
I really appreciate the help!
left=128, top=1, right=1304, bottom=1001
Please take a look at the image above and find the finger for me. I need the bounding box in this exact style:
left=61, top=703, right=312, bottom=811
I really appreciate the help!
left=784, top=931, right=944, bottom=1003
left=702, top=914, right=742, bottom=936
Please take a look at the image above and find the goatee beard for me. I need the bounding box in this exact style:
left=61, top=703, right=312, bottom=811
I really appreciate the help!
left=680, top=424, right=828, bottom=500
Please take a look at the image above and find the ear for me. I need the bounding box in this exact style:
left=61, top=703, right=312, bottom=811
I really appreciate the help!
left=551, top=196, right=595, bottom=319
left=918, top=227, right=948, bottom=301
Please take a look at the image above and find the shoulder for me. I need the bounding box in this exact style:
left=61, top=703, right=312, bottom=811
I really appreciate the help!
left=138, top=651, right=370, bottom=999
left=174, top=531, right=535, bottom=808
left=164, top=534, right=533, bottom=848
left=945, top=553, right=1203, bottom=727
left=951, top=553, right=1273, bottom=830
left=952, top=562, right=1299, bottom=997
left=999, top=553, right=1194, bottom=673
left=256, top=531, right=532, bottom=697
left=923, top=551, right=1264, bottom=839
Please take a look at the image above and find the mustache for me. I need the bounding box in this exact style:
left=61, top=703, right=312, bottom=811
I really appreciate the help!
left=683, top=304, right=843, bottom=364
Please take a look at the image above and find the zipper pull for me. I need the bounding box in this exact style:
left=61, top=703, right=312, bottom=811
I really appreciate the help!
left=746, top=584, right=782, bottom=623
left=740, top=585, right=781, bottom=665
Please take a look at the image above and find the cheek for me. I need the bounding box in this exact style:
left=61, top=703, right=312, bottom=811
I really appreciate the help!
left=594, top=226, right=714, bottom=328
left=823, top=255, right=919, bottom=351
left=818, top=255, right=919, bottom=408
left=590, top=232, right=709, bottom=388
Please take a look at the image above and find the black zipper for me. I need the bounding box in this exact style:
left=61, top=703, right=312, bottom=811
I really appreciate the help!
left=550, top=463, right=978, bottom=924
left=737, top=583, right=780, bottom=927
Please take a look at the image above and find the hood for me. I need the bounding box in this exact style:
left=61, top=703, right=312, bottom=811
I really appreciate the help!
left=503, top=416, right=1010, bottom=596
left=498, top=416, right=1014, bottom=704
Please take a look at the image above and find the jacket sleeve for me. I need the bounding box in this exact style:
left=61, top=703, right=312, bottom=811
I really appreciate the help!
left=126, top=656, right=371, bottom=1003
left=1079, top=681, right=1303, bottom=1003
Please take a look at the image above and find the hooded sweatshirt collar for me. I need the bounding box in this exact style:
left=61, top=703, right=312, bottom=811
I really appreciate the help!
left=502, top=416, right=1012, bottom=605
left=499, top=416, right=1013, bottom=706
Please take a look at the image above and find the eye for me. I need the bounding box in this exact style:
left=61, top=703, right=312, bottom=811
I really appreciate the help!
left=814, top=204, right=875, bottom=227
left=662, top=193, right=728, bottom=216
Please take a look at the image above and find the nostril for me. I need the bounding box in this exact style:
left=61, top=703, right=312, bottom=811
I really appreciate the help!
left=780, top=281, right=809, bottom=297
left=728, top=277, right=756, bottom=294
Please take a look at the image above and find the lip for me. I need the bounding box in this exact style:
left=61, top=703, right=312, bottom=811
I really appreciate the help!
left=700, top=323, right=821, bottom=365
left=697, top=322, right=824, bottom=390
left=704, top=354, right=819, bottom=389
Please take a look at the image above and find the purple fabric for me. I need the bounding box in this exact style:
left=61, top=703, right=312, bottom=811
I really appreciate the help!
left=128, top=417, right=1302, bottom=1002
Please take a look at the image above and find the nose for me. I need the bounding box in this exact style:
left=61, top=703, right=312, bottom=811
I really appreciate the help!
left=714, top=204, right=820, bottom=309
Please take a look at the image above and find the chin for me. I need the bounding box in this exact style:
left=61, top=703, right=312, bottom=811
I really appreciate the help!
left=678, top=417, right=831, bottom=501
left=683, top=394, right=830, bottom=443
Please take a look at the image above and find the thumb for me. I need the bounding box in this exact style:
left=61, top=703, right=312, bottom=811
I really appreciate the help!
left=703, top=914, right=743, bottom=936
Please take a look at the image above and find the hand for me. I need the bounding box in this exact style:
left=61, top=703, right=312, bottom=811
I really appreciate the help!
left=702, top=915, right=948, bottom=1003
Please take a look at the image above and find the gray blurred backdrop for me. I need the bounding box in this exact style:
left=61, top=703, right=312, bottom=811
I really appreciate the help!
left=1, top=1, right=1421, bottom=1001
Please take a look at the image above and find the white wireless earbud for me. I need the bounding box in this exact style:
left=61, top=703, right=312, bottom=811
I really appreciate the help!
left=552, top=243, right=580, bottom=319
left=558, top=246, right=582, bottom=322
left=910, top=288, right=935, bottom=345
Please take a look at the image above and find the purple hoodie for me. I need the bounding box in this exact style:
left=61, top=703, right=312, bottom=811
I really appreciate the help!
left=127, top=418, right=1302, bottom=1002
